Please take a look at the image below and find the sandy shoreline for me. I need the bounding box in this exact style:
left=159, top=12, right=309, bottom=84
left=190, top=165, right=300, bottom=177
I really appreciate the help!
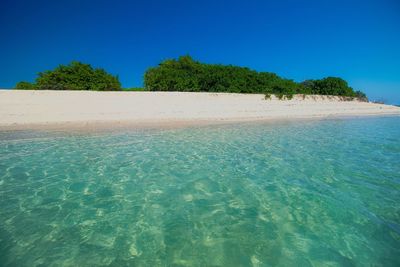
left=0, top=90, right=399, bottom=131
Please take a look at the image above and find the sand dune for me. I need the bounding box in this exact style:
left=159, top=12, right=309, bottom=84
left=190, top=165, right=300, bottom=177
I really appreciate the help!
left=0, top=90, right=399, bottom=129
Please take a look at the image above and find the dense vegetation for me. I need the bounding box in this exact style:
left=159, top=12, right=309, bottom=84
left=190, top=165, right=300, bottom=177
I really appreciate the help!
left=145, top=55, right=367, bottom=100
left=15, top=56, right=367, bottom=101
left=15, top=61, right=121, bottom=91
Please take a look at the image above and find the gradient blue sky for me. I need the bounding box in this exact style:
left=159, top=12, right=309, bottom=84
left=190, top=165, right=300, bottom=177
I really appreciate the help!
left=1, top=0, right=399, bottom=103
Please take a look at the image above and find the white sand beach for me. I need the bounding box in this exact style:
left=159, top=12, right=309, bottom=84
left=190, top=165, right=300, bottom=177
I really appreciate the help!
left=0, top=90, right=399, bottom=129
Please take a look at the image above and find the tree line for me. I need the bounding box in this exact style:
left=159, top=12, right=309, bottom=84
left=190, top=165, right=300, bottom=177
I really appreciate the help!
left=144, top=55, right=367, bottom=100
left=16, top=56, right=368, bottom=101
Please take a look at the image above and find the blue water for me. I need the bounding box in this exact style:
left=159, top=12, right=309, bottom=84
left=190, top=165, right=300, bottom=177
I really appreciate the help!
left=0, top=117, right=399, bottom=266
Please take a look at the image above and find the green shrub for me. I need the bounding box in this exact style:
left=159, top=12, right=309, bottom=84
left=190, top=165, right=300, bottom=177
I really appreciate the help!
left=15, top=81, right=37, bottom=90
left=15, top=61, right=121, bottom=91
left=300, top=77, right=356, bottom=97
left=354, top=90, right=368, bottom=102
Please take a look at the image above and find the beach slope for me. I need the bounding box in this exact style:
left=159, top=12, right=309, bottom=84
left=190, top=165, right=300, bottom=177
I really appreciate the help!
left=0, top=90, right=399, bottom=129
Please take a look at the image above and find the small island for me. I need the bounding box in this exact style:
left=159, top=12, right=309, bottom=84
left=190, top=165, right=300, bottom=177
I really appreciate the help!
left=1, top=56, right=399, bottom=129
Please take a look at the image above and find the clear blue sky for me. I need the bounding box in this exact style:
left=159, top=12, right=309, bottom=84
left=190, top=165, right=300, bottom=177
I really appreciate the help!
left=1, top=0, right=399, bottom=103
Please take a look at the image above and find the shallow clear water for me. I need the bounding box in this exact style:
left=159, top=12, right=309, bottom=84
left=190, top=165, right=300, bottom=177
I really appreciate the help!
left=0, top=117, right=399, bottom=266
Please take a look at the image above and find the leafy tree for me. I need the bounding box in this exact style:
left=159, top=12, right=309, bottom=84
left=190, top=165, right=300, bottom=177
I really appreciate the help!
left=15, top=61, right=121, bottom=91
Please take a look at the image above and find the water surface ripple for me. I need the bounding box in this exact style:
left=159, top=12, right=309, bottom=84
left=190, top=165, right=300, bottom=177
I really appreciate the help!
left=0, top=117, right=399, bottom=266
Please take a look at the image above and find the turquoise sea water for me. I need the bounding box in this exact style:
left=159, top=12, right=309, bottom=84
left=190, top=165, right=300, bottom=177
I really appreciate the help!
left=0, top=117, right=399, bottom=266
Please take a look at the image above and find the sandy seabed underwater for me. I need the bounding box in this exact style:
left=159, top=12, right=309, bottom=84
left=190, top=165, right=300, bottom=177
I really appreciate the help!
left=0, top=117, right=399, bottom=266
